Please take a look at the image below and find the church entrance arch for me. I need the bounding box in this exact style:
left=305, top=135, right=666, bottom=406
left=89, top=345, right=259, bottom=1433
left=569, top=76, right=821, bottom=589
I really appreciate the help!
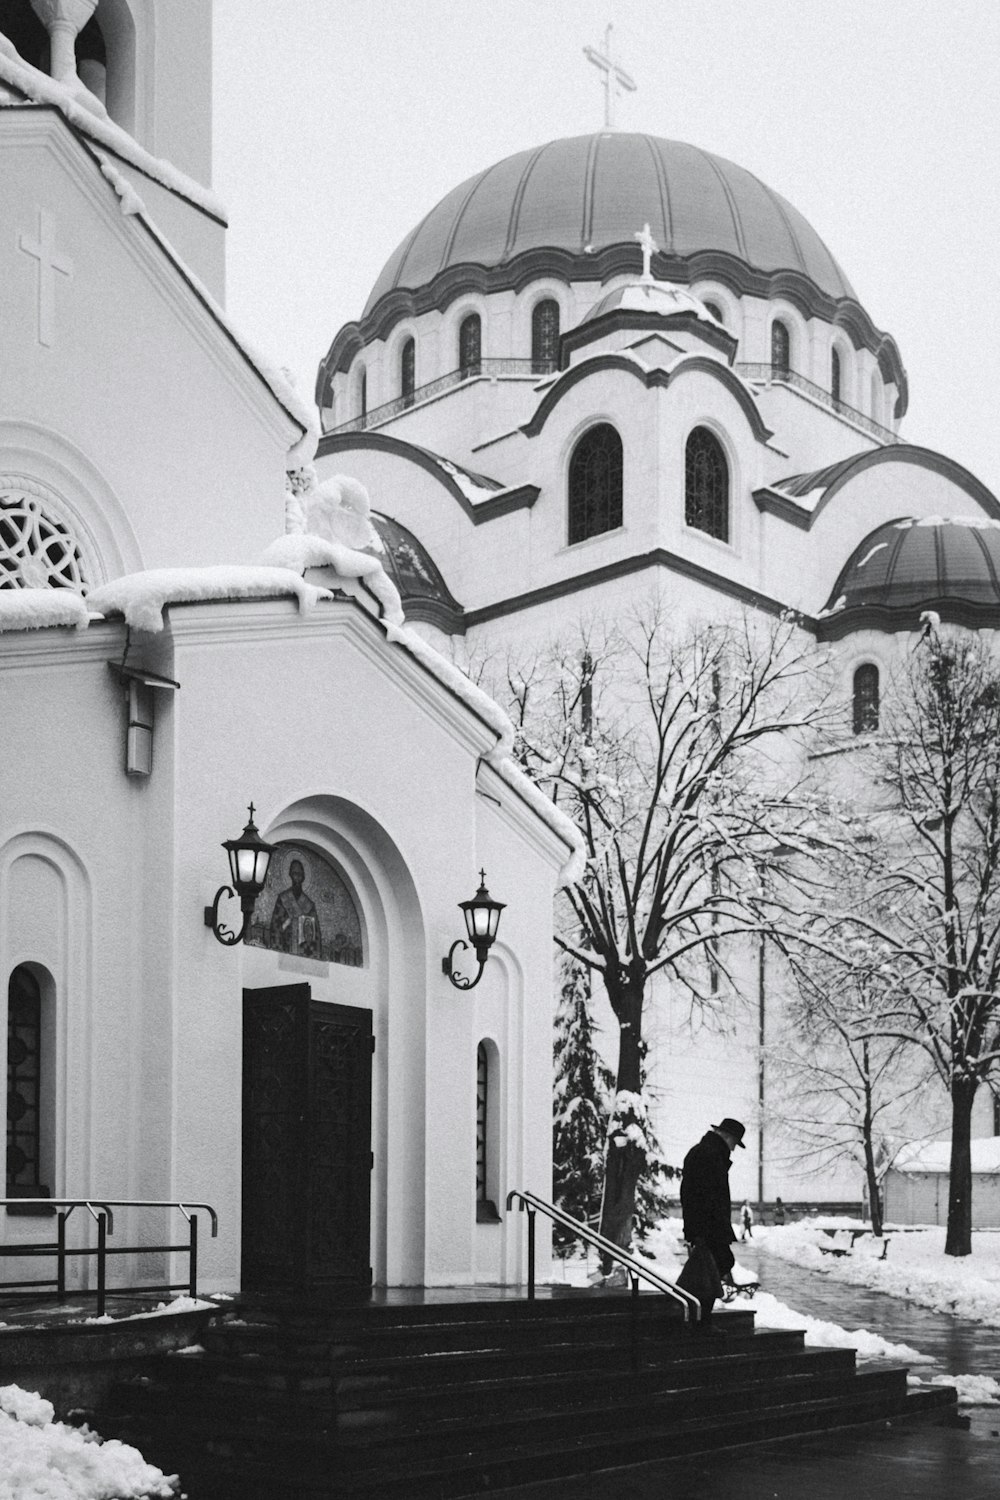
left=241, top=984, right=373, bottom=1298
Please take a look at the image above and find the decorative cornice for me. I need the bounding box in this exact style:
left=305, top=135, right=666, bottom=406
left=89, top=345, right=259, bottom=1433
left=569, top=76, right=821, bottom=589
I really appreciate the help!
left=775, top=446, right=1000, bottom=529
left=816, top=597, right=1000, bottom=642
left=559, top=307, right=737, bottom=364
left=317, top=431, right=538, bottom=523
left=461, top=546, right=814, bottom=633
left=520, top=353, right=773, bottom=443
left=316, top=243, right=907, bottom=411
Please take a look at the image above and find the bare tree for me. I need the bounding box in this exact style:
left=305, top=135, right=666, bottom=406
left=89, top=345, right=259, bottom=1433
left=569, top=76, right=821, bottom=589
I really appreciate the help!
left=476, top=603, right=828, bottom=1253
left=771, top=952, right=934, bottom=1235
left=811, top=627, right=1000, bottom=1256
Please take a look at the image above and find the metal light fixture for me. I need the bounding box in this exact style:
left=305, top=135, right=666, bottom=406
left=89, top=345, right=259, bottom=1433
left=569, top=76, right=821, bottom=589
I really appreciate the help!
left=442, top=870, right=506, bottom=990
left=204, top=804, right=276, bottom=946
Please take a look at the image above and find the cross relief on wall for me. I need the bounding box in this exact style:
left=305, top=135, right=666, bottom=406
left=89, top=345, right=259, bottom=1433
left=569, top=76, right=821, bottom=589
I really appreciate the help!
left=19, top=208, right=74, bottom=348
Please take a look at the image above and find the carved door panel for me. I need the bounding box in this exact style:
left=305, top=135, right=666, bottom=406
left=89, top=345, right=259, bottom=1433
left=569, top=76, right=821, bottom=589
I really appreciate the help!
left=242, top=985, right=373, bottom=1297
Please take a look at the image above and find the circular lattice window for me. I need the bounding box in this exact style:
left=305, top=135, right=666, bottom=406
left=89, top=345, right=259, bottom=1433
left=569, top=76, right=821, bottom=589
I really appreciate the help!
left=0, top=490, right=87, bottom=593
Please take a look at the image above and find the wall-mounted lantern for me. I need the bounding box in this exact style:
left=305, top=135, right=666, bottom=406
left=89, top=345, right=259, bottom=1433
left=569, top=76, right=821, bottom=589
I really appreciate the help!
left=442, top=870, right=506, bottom=990
left=204, top=804, right=275, bottom=946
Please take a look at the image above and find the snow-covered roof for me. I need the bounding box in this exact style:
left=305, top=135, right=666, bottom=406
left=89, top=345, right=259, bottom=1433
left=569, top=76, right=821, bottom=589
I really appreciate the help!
left=892, top=1138, right=1000, bottom=1174
left=584, top=279, right=722, bottom=326
left=0, top=587, right=93, bottom=633
left=86, top=567, right=331, bottom=633
left=0, top=45, right=226, bottom=221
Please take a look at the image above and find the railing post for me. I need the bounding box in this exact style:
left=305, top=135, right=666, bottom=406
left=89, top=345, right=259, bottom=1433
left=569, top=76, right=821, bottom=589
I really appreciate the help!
left=526, top=1208, right=536, bottom=1301
left=96, top=1212, right=107, bottom=1317
left=630, top=1272, right=640, bottom=1373
left=189, top=1213, right=198, bottom=1299
left=57, top=1211, right=67, bottom=1302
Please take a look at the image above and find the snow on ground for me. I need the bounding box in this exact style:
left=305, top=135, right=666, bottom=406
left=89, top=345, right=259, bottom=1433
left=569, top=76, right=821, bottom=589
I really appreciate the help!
left=0, top=1385, right=178, bottom=1499
left=754, top=1219, right=1000, bottom=1327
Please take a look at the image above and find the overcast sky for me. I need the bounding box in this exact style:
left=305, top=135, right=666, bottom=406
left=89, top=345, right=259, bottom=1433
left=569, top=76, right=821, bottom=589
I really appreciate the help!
left=213, top=1, right=1000, bottom=497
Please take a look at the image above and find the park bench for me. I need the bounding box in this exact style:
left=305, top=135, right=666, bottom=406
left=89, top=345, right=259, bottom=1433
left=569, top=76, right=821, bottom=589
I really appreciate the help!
left=818, top=1228, right=890, bottom=1260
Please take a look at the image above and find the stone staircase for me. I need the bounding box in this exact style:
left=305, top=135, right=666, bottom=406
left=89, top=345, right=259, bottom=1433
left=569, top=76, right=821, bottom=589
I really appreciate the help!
left=97, top=1292, right=956, bottom=1498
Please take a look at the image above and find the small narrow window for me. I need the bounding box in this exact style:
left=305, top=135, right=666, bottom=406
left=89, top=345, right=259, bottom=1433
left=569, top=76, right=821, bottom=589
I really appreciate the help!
left=704, top=301, right=724, bottom=324
left=568, top=425, right=623, bottom=545
left=853, top=664, right=879, bottom=734
left=532, top=300, right=560, bottom=372
left=476, top=1043, right=499, bottom=1221
left=400, top=338, right=415, bottom=407
left=6, top=967, right=47, bottom=1197
left=831, top=347, right=842, bottom=405
left=870, top=370, right=881, bottom=424
left=771, top=321, right=790, bottom=374
left=580, top=652, right=593, bottom=737
left=685, top=428, right=729, bottom=543
left=459, top=314, right=481, bottom=378
left=359, top=368, right=367, bottom=421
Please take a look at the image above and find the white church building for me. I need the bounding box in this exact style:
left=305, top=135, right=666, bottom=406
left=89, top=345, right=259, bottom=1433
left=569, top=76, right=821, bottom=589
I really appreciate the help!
left=3, top=0, right=999, bottom=1302
left=313, top=132, right=1000, bottom=1199
left=0, top=0, right=581, bottom=1298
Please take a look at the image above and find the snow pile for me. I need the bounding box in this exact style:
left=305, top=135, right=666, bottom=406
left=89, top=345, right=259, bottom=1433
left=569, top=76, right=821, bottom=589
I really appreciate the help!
left=0, top=1384, right=179, bottom=1499
left=82, top=1295, right=215, bottom=1326
left=895, top=515, right=1000, bottom=530
left=909, top=1372, right=1000, bottom=1406
left=0, top=50, right=225, bottom=220
left=434, top=457, right=503, bottom=504
left=757, top=1221, right=1000, bottom=1326
left=259, top=534, right=403, bottom=626
left=0, top=588, right=93, bottom=633
left=87, top=567, right=331, bottom=633
left=744, top=1290, right=933, bottom=1363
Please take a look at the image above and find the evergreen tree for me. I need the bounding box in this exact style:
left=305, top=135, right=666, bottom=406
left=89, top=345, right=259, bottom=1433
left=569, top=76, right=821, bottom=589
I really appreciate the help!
left=553, top=953, right=608, bottom=1252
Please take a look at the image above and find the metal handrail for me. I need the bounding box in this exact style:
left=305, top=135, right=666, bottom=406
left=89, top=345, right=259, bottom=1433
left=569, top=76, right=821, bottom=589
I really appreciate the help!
left=734, top=362, right=900, bottom=445
left=327, top=358, right=557, bottom=435
left=506, top=1188, right=700, bottom=1324
left=0, top=1198, right=218, bottom=1315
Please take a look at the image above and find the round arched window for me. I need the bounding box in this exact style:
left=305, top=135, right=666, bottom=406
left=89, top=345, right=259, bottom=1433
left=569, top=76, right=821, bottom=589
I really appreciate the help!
left=568, top=425, right=623, bottom=544
left=0, top=489, right=87, bottom=592
left=853, top=664, right=879, bottom=734
left=532, top=300, right=560, bottom=373
left=685, top=429, right=729, bottom=542
left=771, top=321, right=790, bottom=374
left=400, top=338, right=416, bottom=406
left=459, top=314, right=482, bottom=377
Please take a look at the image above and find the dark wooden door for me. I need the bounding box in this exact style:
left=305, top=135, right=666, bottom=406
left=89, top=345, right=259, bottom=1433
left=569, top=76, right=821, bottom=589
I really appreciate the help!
left=242, top=984, right=373, bottom=1298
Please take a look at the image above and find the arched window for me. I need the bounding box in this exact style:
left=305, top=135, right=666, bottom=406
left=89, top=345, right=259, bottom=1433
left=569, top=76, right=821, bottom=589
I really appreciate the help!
left=476, top=1042, right=499, bottom=1221
left=532, top=300, right=560, bottom=372
left=459, top=314, right=481, bottom=378
left=0, top=490, right=87, bottom=592
left=358, top=367, right=367, bottom=422
left=831, top=347, right=842, bottom=405
left=568, top=424, right=623, bottom=545
left=870, top=370, right=881, bottom=423
left=6, top=966, right=48, bottom=1198
left=685, top=428, right=729, bottom=542
left=400, top=338, right=415, bottom=407
left=853, top=664, right=880, bottom=734
left=704, top=301, right=724, bottom=324
left=771, top=320, right=790, bottom=374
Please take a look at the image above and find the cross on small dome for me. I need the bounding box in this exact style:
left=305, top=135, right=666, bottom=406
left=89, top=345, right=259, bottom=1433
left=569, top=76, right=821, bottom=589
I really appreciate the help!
left=633, top=222, right=658, bottom=283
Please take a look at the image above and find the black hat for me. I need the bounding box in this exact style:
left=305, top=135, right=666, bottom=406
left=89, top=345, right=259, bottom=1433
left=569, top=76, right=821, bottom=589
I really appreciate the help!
left=712, top=1117, right=746, bottom=1148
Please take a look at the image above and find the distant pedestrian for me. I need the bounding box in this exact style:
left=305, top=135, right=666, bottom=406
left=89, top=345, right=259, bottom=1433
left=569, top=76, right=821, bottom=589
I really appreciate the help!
left=740, top=1201, right=753, bottom=1240
left=773, top=1196, right=786, bottom=1226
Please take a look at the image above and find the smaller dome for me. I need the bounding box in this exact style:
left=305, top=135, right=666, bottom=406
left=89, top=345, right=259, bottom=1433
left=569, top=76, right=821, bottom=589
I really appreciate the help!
left=584, top=280, right=720, bottom=326
left=820, top=515, right=1000, bottom=634
left=371, top=512, right=463, bottom=633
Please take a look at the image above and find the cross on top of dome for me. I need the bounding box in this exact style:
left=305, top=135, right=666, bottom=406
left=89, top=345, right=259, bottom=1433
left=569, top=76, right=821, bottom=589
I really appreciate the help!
left=633, top=221, right=659, bottom=282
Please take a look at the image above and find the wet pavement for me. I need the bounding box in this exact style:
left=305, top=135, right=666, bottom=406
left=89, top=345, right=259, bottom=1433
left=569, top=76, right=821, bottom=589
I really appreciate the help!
left=497, top=1241, right=1000, bottom=1499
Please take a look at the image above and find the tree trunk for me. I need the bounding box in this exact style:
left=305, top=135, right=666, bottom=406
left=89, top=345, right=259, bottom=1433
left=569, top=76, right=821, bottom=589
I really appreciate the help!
left=945, top=1077, right=977, bottom=1257
left=598, top=974, right=645, bottom=1263
left=862, top=1138, right=883, bottom=1237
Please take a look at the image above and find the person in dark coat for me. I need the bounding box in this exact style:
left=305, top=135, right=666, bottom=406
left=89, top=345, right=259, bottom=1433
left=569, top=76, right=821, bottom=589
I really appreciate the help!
left=680, top=1116, right=746, bottom=1281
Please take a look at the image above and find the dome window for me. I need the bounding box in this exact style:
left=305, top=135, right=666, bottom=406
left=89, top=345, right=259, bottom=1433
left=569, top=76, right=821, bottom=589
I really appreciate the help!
left=771, top=320, right=790, bottom=374
left=568, top=424, right=623, bottom=545
left=358, top=367, right=367, bottom=422
left=853, top=663, right=880, bottom=734
left=532, top=300, right=560, bottom=373
left=400, top=338, right=416, bottom=407
left=685, top=428, right=729, bottom=543
left=831, top=347, right=842, bottom=406
left=459, top=314, right=482, bottom=378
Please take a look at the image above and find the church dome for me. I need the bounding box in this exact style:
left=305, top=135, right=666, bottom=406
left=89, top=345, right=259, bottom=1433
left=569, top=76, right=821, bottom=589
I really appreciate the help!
left=820, top=516, right=1000, bottom=635
left=363, top=132, right=856, bottom=317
